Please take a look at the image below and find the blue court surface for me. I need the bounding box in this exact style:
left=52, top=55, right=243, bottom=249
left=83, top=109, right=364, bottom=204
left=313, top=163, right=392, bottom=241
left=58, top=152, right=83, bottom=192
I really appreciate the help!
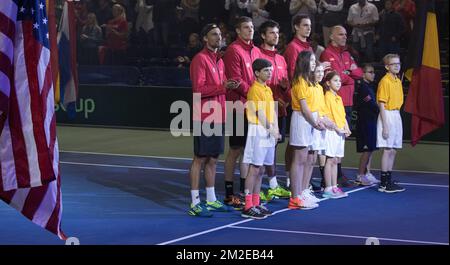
left=0, top=151, right=448, bottom=245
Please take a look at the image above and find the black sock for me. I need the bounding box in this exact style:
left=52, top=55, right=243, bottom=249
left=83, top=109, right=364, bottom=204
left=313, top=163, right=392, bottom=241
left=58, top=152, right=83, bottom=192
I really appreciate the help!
left=337, top=163, right=343, bottom=178
left=387, top=171, right=392, bottom=183
left=381, top=171, right=389, bottom=185
left=225, top=181, right=234, bottom=198
left=319, top=166, right=325, bottom=178
left=240, top=178, right=246, bottom=194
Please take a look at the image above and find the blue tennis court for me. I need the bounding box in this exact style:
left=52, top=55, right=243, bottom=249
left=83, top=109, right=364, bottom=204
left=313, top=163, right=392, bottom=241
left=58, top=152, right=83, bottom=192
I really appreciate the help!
left=1, top=151, right=447, bottom=245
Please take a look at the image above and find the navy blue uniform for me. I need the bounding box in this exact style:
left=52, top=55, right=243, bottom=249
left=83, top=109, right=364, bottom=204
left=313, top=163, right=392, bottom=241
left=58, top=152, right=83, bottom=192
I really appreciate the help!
left=356, top=80, right=379, bottom=153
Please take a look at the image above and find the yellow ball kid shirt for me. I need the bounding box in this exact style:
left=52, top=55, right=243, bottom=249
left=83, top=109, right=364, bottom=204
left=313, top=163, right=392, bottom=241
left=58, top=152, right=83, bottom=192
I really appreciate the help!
left=314, top=83, right=329, bottom=118
left=377, top=73, right=404, bottom=110
left=246, top=81, right=275, bottom=125
left=291, top=77, right=321, bottom=113
left=324, top=90, right=346, bottom=130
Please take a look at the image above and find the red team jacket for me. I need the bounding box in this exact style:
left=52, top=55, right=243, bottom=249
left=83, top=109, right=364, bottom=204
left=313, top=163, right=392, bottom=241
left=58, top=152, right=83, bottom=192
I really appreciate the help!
left=260, top=47, right=291, bottom=117
left=283, top=38, right=312, bottom=81
left=223, top=38, right=262, bottom=104
left=190, top=48, right=227, bottom=123
left=320, top=44, right=363, bottom=107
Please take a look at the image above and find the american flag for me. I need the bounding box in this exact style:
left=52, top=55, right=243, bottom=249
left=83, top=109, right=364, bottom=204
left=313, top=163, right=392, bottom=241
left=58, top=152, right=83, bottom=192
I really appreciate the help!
left=0, top=0, right=65, bottom=239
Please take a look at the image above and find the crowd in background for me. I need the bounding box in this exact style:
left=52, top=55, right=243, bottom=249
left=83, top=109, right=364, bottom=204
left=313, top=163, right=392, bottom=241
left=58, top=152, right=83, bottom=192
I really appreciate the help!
left=65, top=0, right=449, bottom=67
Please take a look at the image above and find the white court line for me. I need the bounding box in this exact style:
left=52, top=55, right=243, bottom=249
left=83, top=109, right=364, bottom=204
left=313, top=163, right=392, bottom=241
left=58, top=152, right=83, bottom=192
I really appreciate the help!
left=228, top=226, right=449, bottom=246
left=157, top=185, right=375, bottom=245
left=60, top=150, right=449, bottom=175
left=60, top=161, right=449, bottom=188
left=398, top=182, right=449, bottom=188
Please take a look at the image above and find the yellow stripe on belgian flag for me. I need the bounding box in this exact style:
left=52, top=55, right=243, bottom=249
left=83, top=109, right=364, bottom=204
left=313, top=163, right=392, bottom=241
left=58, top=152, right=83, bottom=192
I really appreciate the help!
left=422, top=12, right=440, bottom=70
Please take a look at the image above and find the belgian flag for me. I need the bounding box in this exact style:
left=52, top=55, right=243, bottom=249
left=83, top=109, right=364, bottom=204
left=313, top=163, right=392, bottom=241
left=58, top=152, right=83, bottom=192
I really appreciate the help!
left=404, top=0, right=445, bottom=146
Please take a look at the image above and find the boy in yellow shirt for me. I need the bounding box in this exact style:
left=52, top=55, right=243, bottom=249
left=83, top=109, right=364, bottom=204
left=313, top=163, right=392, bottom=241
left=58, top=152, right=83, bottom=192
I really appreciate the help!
left=376, top=54, right=406, bottom=193
left=241, top=58, right=281, bottom=219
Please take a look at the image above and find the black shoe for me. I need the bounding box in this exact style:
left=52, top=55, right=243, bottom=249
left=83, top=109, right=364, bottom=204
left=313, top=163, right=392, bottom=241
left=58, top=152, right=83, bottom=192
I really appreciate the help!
left=241, top=207, right=267, bottom=219
left=224, top=195, right=245, bottom=210
left=378, top=180, right=406, bottom=193
left=255, top=205, right=273, bottom=216
left=337, top=175, right=357, bottom=188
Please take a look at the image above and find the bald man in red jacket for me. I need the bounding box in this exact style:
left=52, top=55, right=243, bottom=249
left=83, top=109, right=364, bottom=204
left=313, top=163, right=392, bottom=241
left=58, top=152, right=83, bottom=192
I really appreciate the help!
left=320, top=25, right=363, bottom=187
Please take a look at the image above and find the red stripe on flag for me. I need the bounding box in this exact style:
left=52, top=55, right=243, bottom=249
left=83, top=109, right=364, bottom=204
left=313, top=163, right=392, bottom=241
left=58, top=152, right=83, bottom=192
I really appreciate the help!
left=0, top=11, right=15, bottom=40
left=23, top=23, right=54, bottom=186
left=40, top=64, right=53, bottom=125
left=21, top=185, right=48, bottom=220
left=405, top=66, right=444, bottom=145
left=9, top=78, right=31, bottom=188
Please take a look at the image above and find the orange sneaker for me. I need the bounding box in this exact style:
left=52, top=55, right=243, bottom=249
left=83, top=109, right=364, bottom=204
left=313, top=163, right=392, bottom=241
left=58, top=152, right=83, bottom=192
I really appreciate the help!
left=288, top=197, right=301, bottom=209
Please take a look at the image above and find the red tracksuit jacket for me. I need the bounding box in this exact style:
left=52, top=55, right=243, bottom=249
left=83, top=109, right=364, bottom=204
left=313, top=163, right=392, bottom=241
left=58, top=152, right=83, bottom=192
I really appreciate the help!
left=283, top=37, right=312, bottom=81
left=260, top=47, right=291, bottom=117
left=320, top=44, right=363, bottom=107
left=190, top=47, right=227, bottom=123
left=223, top=38, right=262, bottom=104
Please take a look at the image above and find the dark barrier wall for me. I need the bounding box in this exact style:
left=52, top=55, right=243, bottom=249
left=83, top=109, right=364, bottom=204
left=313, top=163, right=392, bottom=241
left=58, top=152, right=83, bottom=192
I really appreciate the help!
left=56, top=85, right=449, bottom=142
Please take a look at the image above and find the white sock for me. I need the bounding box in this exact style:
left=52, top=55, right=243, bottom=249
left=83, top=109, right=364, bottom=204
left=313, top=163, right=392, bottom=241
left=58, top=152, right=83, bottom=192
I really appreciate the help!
left=269, top=176, right=278, bottom=189
left=191, top=190, right=200, bottom=206
left=286, top=172, right=290, bottom=187
left=324, top=186, right=333, bottom=193
left=244, top=189, right=250, bottom=195
left=206, top=186, right=217, bottom=202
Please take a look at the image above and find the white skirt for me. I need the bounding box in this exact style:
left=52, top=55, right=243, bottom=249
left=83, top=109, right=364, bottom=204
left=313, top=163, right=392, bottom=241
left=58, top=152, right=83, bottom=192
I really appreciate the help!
left=324, top=129, right=345, bottom=158
left=376, top=110, right=403, bottom=149
left=310, top=112, right=326, bottom=151
left=289, top=111, right=314, bottom=147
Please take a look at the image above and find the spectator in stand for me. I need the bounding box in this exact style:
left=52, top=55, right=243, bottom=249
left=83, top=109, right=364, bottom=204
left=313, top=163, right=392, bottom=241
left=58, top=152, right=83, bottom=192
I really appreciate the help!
left=79, top=13, right=103, bottom=65
left=175, top=33, right=203, bottom=68
left=249, top=0, right=270, bottom=31
left=225, top=0, right=252, bottom=28
left=95, top=0, right=113, bottom=29
left=392, top=0, right=415, bottom=47
left=265, top=0, right=292, bottom=41
left=289, top=0, right=317, bottom=33
left=151, top=0, right=178, bottom=47
left=135, top=0, right=154, bottom=47
left=102, top=4, right=129, bottom=64
left=318, top=0, right=344, bottom=46
left=75, top=1, right=89, bottom=33
left=377, top=0, right=404, bottom=58
left=180, top=0, right=201, bottom=42
left=347, top=0, right=379, bottom=63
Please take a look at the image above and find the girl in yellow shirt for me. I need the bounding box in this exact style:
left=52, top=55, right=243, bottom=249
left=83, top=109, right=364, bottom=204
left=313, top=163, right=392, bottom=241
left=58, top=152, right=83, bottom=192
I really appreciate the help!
left=288, top=50, right=324, bottom=210
left=322, top=71, right=351, bottom=199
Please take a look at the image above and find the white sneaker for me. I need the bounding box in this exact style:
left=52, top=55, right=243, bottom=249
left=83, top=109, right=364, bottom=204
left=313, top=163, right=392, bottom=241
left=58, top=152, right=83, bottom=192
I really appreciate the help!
left=365, top=173, right=380, bottom=183
left=356, top=174, right=373, bottom=186
left=299, top=192, right=319, bottom=209
left=304, top=188, right=321, bottom=203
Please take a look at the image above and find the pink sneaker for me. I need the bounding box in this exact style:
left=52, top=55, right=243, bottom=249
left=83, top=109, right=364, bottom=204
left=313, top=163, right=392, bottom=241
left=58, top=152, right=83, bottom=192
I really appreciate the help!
left=332, top=187, right=348, bottom=199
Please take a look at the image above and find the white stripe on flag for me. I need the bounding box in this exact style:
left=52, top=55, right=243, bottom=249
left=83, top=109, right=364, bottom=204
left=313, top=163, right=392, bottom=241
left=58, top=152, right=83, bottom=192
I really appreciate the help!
left=0, top=1, right=18, bottom=22
left=14, top=24, right=42, bottom=187
left=0, top=31, right=14, bottom=63
left=0, top=122, right=17, bottom=191
left=37, top=48, right=50, bottom=94
left=44, top=83, right=54, bottom=145
left=0, top=70, right=10, bottom=101
left=52, top=138, right=59, bottom=178
left=9, top=188, right=30, bottom=212
left=32, top=181, right=57, bottom=227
